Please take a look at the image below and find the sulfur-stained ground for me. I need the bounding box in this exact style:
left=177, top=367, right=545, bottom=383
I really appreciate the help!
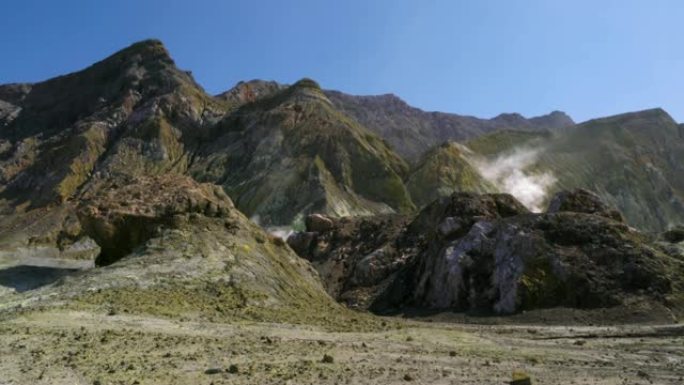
left=1, top=308, right=682, bottom=385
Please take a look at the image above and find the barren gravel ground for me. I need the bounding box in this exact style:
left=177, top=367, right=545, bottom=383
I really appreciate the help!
left=1, top=309, right=682, bottom=385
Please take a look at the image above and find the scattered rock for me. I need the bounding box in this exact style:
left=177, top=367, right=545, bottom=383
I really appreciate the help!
left=510, top=370, right=532, bottom=385
left=204, top=368, right=222, bottom=375
left=227, top=364, right=239, bottom=374
left=321, top=354, right=334, bottom=364
left=637, top=370, right=650, bottom=379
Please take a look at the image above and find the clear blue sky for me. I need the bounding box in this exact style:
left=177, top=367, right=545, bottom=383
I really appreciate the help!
left=1, top=0, right=683, bottom=122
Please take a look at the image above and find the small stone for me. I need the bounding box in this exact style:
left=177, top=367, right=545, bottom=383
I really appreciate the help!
left=321, top=354, right=334, bottom=364
left=204, top=368, right=222, bottom=375
left=403, top=373, right=414, bottom=381
left=637, top=370, right=649, bottom=378
left=227, top=364, right=239, bottom=374
left=449, top=351, right=457, bottom=357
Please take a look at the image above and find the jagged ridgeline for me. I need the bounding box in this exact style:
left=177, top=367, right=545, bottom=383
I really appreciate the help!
left=0, top=40, right=414, bottom=255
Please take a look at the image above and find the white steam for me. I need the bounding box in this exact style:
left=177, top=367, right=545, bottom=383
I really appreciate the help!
left=471, top=148, right=556, bottom=212
left=250, top=215, right=294, bottom=240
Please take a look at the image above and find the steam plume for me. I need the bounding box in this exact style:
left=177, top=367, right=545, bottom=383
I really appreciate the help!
left=471, top=148, right=556, bottom=212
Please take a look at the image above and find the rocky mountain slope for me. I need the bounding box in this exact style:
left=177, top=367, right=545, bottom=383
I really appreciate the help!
left=0, top=40, right=421, bottom=257
left=190, top=79, right=415, bottom=227
left=325, top=91, right=574, bottom=161
left=468, top=109, right=684, bottom=232
left=0, top=41, right=355, bottom=325
left=1, top=39, right=683, bottom=320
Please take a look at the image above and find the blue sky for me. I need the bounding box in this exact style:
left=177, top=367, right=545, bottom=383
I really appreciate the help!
left=1, top=0, right=683, bottom=122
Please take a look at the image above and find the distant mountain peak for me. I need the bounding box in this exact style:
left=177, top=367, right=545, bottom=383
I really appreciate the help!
left=291, top=78, right=321, bottom=90
left=584, top=107, right=675, bottom=127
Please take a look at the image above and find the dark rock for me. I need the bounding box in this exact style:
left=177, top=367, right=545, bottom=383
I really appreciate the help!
left=288, top=214, right=411, bottom=309
left=286, top=232, right=317, bottom=256
left=204, top=368, right=222, bottom=375
left=305, top=214, right=335, bottom=233
left=662, top=226, right=684, bottom=243
left=321, top=354, right=334, bottom=363
left=547, top=189, right=624, bottom=222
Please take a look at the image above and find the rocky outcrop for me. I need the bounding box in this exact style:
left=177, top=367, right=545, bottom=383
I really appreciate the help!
left=404, top=192, right=683, bottom=314
left=77, top=175, right=234, bottom=265
left=215, top=79, right=286, bottom=108
left=2, top=174, right=343, bottom=326
left=288, top=213, right=412, bottom=309
left=289, top=191, right=684, bottom=317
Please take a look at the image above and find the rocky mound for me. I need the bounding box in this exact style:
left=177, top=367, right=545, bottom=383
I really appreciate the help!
left=289, top=191, right=684, bottom=319
left=547, top=188, right=625, bottom=222
left=77, top=175, right=234, bottom=265
left=0, top=175, right=353, bottom=327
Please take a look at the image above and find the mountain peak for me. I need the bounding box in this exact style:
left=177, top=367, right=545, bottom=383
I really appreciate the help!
left=112, top=39, right=172, bottom=62
left=584, top=108, right=676, bottom=127
left=283, top=78, right=331, bottom=105
left=529, top=110, right=575, bottom=129
left=292, top=78, right=321, bottom=90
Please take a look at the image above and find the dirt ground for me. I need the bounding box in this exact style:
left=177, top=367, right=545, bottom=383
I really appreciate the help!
left=1, top=308, right=682, bottom=385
